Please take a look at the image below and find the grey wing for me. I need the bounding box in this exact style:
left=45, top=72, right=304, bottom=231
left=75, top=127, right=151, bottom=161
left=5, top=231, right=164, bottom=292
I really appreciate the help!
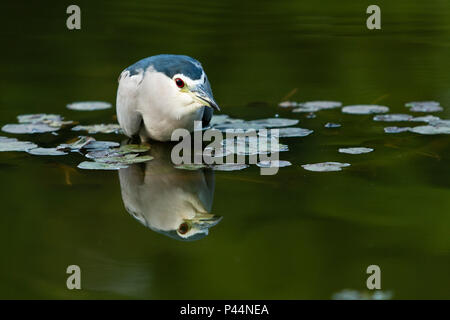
left=116, top=70, right=143, bottom=137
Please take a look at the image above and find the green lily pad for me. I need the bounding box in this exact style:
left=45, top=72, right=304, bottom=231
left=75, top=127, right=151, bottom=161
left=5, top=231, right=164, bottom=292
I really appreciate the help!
left=17, top=113, right=74, bottom=128
left=302, top=162, right=351, bottom=172
left=77, top=161, right=129, bottom=170
left=84, top=141, right=120, bottom=150
left=384, top=126, right=411, bottom=133
left=67, top=101, right=112, bottom=111
left=293, top=101, right=342, bottom=112
left=410, top=125, right=450, bottom=135
left=95, top=153, right=153, bottom=164
left=257, top=160, right=292, bottom=168
left=338, top=147, right=374, bottom=154
left=373, top=114, right=413, bottom=122
left=405, top=101, right=443, bottom=112
left=247, top=118, right=299, bottom=128
left=2, top=123, right=60, bottom=134
left=57, top=136, right=96, bottom=151
left=0, top=137, right=38, bottom=152
left=72, top=124, right=122, bottom=134
left=174, top=163, right=208, bottom=170
left=27, top=147, right=68, bottom=156
left=212, top=163, right=249, bottom=171
left=342, top=105, right=389, bottom=115
left=258, top=127, right=313, bottom=138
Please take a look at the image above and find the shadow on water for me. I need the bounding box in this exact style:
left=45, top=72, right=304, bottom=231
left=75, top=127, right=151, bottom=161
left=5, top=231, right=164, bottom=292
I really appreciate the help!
left=118, top=142, right=221, bottom=241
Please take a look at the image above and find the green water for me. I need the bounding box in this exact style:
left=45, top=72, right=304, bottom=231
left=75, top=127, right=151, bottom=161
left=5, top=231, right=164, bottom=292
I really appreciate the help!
left=1, top=0, right=449, bottom=299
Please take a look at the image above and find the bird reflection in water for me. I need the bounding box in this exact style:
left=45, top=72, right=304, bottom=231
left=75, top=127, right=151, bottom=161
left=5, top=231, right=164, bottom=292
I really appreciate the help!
left=118, top=142, right=221, bottom=241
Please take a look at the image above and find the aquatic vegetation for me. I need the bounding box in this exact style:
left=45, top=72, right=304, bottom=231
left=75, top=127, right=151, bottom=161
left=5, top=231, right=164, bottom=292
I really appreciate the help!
left=248, top=118, right=299, bottom=128
left=174, top=164, right=208, bottom=170
left=210, top=115, right=299, bottom=131
left=77, top=161, right=129, bottom=170
left=410, top=125, right=450, bottom=135
left=57, top=136, right=96, bottom=151
left=324, top=122, right=341, bottom=128
left=221, top=136, right=289, bottom=156
left=27, top=147, right=68, bottom=156
left=338, top=147, right=373, bottom=154
left=2, top=123, right=60, bottom=134
left=72, top=124, right=122, bottom=134
left=83, top=141, right=120, bottom=150
left=2, top=113, right=75, bottom=134
left=291, top=101, right=342, bottom=113
left=342, top=105, right=389, bottom=115
left=256, top=160, right=291, bottom=168
left=278, top=101, right=298, bottom=108
left=211, top=163, right=249, bottom=171
left=332, top=289, right=393, bottom=300
left=405, top=101, right=443, bottom=112
left=373, top=114, right=413, bottom=122
left=384, top=126, right=412, bottom=133
left=0, top=137, right=37, bottom=152
left=67, top=101, right=112, bottom=111
left=302, top=162, right=351, bottom=172
left=258, top=127, right=313, bottom=138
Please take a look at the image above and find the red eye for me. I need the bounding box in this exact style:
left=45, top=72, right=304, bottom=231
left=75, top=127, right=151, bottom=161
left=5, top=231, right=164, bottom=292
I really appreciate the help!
left=175, top=78, right=185, bottom=88
left=178, top=222, right=189, bottom=234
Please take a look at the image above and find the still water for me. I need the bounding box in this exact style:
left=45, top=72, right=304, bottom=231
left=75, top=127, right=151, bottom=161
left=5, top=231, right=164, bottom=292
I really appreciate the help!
left=0, top=0, right=449, bottom=299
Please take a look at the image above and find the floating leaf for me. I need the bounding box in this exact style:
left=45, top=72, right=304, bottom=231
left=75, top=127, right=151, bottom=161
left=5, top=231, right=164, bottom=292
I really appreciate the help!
left=338, top=147, right=374, bottom=154
left=212, top=163, right=249, bottom=171
left=373, top=114, right=413, bottom=122
left=77, top=161, right=129, bottom=170
left=222, top=136, right=288, bottom=155
left=95, top=154, right=153, bottom=164
left=257, top=160, right=291, bottom=168
left=27, top=147, right=67, bottom=156
left=410, top=125, right=450, bottom=135
left=324, top=122, right=342, bottom=128
left=2, top=123, right=59, bottom=134
left=84, top=141, right=120, bottom=150
left=384, top=126, right=411, bottom=133
left=258, top=127, right=313, bottom=138
left=118, top=144, right=151, bottom=153
left=405, top=101, right=443, bottom=112
left=67, top=101, right=112, bottom=111
left=247, top=118, right=299, bottom=128
left=342, top=105, right=389, bottom=115
left=410, top=115, right=441, bottom=123
left=17, top=113, right=74, bottom=128
left=0, top=137, right=37, bottom=152
left=302, top=162, right=350, bottom=172
left=278, top=101, right=298, bottom=108
left=292, top=101, right=342, bottom=113
left=57, top=136, right=96, bottom=151
left=174, top=164, right=208, bottom=170
left=72, top=124, right=121, bottom=134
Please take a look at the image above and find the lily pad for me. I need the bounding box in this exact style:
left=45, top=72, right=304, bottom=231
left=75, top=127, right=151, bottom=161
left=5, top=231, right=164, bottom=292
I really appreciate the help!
left=373, top=114, right=413, bottom=122
left=405, top=101, right=443, bottom=112
left=384, top=126, right=411, bottom=133
left=57, top=136, right=96, bottom=151
left=258, top=127, right=313, bottom=138
left=222, top=136, right=289, bottom=155
left=2, top=123, right=59, bottom=134
left=174, top=164, right=208, bottom=170
left=77, top=161, right=129, bottom=170
left=257, top=160, right=292, bottom=168
left=67, top=101, right=112, bottom=111
left=27, top=147, right=68, bottom=156
left=324, top=122, right=342, bottom=128
left=302, top=162, right=351, bottom=172
left=95, top=154, right=153, bottom=164
left=410, top=115, right=441, bottom=123
left=17, top=113, right=74, bottom=128
left=84, top=141, right=120, bottom=150
left=0, top=137, right=37, bottom=152
left=247, top=118, right=299, bottom=128
left=410, top=125, right=450, bottom=135
left=118, top=144, right=151, bottom=153
left=278, top=101, right=298, bottom=108
left=293, top=101, right=342, bottom=113
left=338, top=147, right=374, bottom=154
left=212, top=163, right=249, bottom=171
left=342, top=105, right=389, bottom=115
left=72, top=124, right=122, bottom=134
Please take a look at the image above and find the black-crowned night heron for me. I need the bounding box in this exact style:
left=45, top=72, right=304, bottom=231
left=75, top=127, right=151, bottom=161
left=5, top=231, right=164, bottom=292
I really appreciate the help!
left=116, top=54, right=220, bottom=142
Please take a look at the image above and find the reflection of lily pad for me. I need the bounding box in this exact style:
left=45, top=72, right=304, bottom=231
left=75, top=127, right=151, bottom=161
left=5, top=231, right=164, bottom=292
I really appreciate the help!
left=257, top=160, right=291, bottom=168
left=342, top=105, right=389, bottom=115
left=212, top=163, right=249, bottom=171
left=2, top=123, right=59, bottom=134
left=259, top=127, right=313, bottom=138
left=174, top=164, right=208, bottom=170
left=0, top=137, right=37, bottom=152
left=72, top=124, right=122, bottom=134
left=67, top=101, right=112, bottom=111
left=27, top=148, right=68, bottom=156
left=302, top=162, right=350, bottom=172
left=338, top=147, right=373, bottom=154
left=405, top=101, right=443, bottom=112
left=77, top=161, right=129, bottom=170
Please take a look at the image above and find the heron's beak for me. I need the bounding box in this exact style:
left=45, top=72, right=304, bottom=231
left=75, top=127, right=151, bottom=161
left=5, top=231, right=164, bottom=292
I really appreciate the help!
left=191, top=84, right=220, bottom=111
left=189, top=211, right=223, bottom=229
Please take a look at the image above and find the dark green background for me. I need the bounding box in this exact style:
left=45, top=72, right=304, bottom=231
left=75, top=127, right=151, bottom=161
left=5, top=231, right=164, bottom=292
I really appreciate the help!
left=0, top=0, right=449, bottom=299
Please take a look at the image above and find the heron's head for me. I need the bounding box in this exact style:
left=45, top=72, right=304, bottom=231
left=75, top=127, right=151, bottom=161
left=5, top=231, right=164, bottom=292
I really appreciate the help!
left=127, top=55, right=220, bottom=117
